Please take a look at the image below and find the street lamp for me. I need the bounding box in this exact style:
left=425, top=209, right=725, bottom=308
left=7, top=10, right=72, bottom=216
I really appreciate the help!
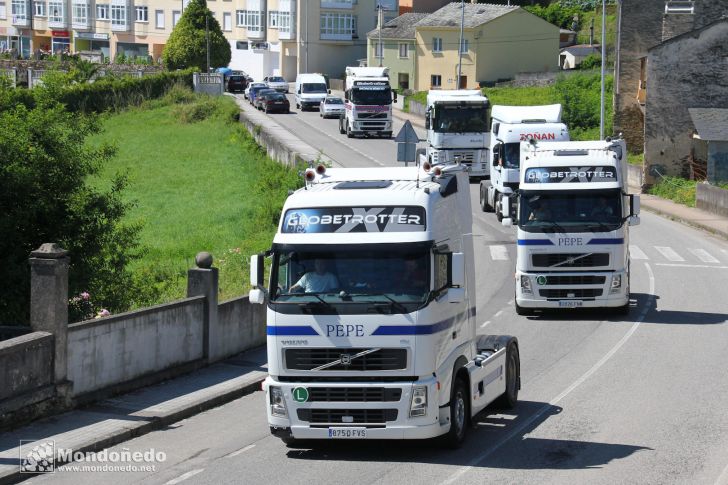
left=456, top=0, right=464, bottom=89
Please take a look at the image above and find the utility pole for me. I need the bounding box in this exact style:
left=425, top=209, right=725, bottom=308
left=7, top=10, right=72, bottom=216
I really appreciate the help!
left=206, top=13, right=210, bottom=73
left=599, top=0, right=606, bottom=139
left=304, top=0, right=308, bottom=72
left=378, top=4, right=383, bottom=67
left=456, top=0, right=464, bottom=89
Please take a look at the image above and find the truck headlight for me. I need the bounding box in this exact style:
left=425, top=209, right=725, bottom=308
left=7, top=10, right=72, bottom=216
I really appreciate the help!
left=610, top=275, right=622, bottom=294
left=270, top=386, right=287, bottom=417
left=410, top=386, right=428, bottom=417
left=520, top=275, right=532, bottom=294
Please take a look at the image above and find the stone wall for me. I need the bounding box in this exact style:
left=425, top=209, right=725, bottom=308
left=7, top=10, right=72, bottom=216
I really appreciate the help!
left=216, top=296, right=267, bottom=361
left=696, top=183, right=728, bottom=217
left=0, top=332, right=54, bottom=405
left=644, top=21, right=728, bottom=183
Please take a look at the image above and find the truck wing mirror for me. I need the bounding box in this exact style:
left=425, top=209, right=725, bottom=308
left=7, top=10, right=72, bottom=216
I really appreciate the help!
left=328, top=89, right=331, bottom=94
left=451, top=252, right=465, bottom=287
left=630, top=194, right=641, bottom=216
left=392, top=91, right=397, bottom=103
left=250, top=254, right=265, bottom=287
left=425, top=114, right=430, bottom=130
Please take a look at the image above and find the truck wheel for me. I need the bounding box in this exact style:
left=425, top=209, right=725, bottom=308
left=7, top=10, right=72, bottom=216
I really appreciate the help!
left=495, top=193, right=504, bottom=222
left=480, top=182, right=493, bottom=212
left=339, top=118, right=346, bottom=134
left=346, top=125, right=353, bottom=138
left=442, top=377, right=469, bottom=448
left=494, top=340, right=520, bottom=409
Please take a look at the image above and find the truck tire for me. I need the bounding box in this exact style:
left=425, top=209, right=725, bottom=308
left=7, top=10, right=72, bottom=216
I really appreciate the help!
left=495, top=192, right=503, bottom=222
left=442, top=376, right=469, bottom=449
left=346, top=125, right=353, bottom=138
left=480, top=181, right=493, bottom=212
left=494, top=340, right=520, bottom=409
left=339, top=118, right=346, bottom=134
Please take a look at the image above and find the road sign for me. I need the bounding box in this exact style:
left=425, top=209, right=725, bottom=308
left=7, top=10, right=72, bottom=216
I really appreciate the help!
left=397, top=143, right=416, bottom=162
left=394, top=120, right=419, bottom=144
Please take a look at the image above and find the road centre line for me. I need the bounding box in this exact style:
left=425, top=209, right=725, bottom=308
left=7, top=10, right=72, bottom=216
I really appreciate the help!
left=442, top=262, right=656, bottom=485
left=480, top=321, right=491, bottom=328
left=165, top=469, right=205, bottom=484
left=656, top=263, right=728, bottom=269
left=494, top=310, right=503, bottom=318
left=225, top=444, right=255, bottom=458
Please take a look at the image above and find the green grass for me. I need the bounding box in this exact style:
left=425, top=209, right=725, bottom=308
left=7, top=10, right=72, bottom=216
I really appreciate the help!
left=627, top=153, right=644, bottom=166
left=482, top=85, right=559, bottom=106
left=87, top=93, right=300, bottom=304
left=648, top=176, right=697, bottom=207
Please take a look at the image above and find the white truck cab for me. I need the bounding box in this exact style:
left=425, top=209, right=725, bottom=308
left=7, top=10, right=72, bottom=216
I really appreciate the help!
left=250, top=164, right=521, bottom=446
left=339, top=66, right=395, bottom=138
left=295, top=73, right=330, bottom=111
left=480, top=105, right=569, bottom=221
left=502, top=138, right=640, bottom=315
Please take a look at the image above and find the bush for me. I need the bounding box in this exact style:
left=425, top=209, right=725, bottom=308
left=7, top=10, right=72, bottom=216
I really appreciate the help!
left=579, top=53, right=602, bottom=70
left=163, top=0, right=231, bottom=71
left=554, top=72, right=613, bottom=135
left=174, top=97, right=219, bottom=123
left=648, top=176, right=697, bottom=207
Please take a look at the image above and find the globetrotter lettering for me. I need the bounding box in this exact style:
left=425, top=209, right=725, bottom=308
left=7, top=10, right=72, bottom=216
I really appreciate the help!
left=523, top=166, right=617, bottom=184
left=282, top=206, right=426, bottom=233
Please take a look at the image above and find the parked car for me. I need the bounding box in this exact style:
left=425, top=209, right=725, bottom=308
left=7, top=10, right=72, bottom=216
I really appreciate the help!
left=254, top=89, right=277, bottom=110
left=227, top=75, right=248, bottom=93
left=244, top=82, right=266, bottom=100
left=263, top=76, right=289, bottom=93
left=262, top=92, right=291, bottom=113
left=249, top=85, right=272, bottom=106
left=319, top=96, right=345, bottom=118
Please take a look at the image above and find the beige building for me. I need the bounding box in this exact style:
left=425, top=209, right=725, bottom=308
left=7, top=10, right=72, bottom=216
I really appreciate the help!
left=0, top=0, right=398, bottom=80
left=414, top=3, right=559, bottom=91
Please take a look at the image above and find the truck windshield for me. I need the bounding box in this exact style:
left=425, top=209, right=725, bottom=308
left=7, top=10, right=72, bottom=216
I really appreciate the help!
left=350, top=88, right=392, bottom=105
left=519, top=190, right=623, bottom=233
left=269, top=244, right=430, bottom=314
left=501, top=143, right=521, bottom=169
left=435, top=106, right=488, bottom=133
left=302, top=83, right=327, bottom=94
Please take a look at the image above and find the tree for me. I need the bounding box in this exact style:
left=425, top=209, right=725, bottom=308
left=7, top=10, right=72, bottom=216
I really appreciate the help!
left=0, top=78, right=142, bottom=325
left=162, top=0, right=231, bottom=71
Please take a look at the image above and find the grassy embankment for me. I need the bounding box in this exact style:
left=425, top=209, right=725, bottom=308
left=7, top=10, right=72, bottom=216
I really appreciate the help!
left=649, top=177, right=728, bottom=207
left=87, top=90, right=301, bottom=305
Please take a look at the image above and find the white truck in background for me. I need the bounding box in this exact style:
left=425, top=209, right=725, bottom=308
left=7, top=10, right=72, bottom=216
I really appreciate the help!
left=295, top=73, right=330, bottom=111
left=419, top=90, right=490, bottom=179
left=499, top=138, right=640, bottom=316
left=249, top=164, right=521, bottom=447
left=338, top=66, right=395, bottom=138
left=480, top=104, right=569, bottom=221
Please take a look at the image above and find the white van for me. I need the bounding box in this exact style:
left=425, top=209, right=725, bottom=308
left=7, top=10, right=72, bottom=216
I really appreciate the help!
left=295, top=73, right=329, bottom=111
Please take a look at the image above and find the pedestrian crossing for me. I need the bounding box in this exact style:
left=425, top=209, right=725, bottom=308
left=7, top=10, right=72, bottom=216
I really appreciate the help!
left=482, top=243, right=728, bottom=266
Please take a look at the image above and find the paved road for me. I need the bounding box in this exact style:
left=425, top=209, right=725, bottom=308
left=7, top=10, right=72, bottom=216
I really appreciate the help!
left=30, top=98, right=728, bottom=485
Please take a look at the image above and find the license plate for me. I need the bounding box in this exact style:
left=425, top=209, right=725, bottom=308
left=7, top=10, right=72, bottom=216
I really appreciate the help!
left=559, top=300, right=583, bottom=308
left=274, top=101, right=283, bottom=104
left=328, top=428, right=366, bottom=439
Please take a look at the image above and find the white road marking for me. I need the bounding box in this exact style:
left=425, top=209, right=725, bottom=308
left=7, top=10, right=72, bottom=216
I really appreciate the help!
left=225, top=444, right=255, bottom=458
left=489, top=245, right=510, bottom=261
left=629, top=245, right=648, bottom=260
left=494, top=310, right=503, bottom=318
left=715, top=459, right=728, bottom=485
left=442, top=262, right=656, bottom=485
left=656, top=263, right=728, bottom=269
left=688, top=248, right=720, bottom=264
left=165, top=469, right=205, bottom=484
left=480, top=321, right=491, bottom=328
left=654, top=246, right=685, bottom=262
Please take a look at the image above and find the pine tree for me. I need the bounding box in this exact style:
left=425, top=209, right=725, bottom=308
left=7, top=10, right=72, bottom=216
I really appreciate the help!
left=162, top=0, right=231, bottom=71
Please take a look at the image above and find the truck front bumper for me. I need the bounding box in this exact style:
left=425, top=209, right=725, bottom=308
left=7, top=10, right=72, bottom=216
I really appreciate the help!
left=515, top=269, right=629, bottom=309
left=264, top=376, right=448, bottom=440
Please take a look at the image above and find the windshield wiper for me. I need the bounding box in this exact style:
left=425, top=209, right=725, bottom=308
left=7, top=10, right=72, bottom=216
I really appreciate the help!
left=586, top=221, right=616, bottom=232
left=346, top=293, right=408, bottom=313
left=538, top=219, right=567, bottom=234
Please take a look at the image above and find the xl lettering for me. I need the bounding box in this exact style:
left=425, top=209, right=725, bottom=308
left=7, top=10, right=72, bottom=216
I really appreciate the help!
left=558, top=237, right=583, bottom=246
left=326, top=324, right=365, bottom=337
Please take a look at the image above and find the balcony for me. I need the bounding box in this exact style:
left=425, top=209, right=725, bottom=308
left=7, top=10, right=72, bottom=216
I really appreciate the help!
left=321, top=33, right=353, bottom=41
left=11, top=0, right=30, bottom=26
left=321, top=0, right=355, bottom=9
left=72, top=3, right=90, bottom=30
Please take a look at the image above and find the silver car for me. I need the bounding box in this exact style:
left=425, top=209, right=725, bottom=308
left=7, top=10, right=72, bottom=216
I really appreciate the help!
left=244, top=82, right=267, bottom=100
left=319, top=96, right=345, bottom=119
left=263, top=76, right=289, bottom=93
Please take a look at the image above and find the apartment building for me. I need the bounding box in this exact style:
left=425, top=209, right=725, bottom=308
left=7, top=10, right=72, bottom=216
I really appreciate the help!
left=1, top=0, right=398, bottom=80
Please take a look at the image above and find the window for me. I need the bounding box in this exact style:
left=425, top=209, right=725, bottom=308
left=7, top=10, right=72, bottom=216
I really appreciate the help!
left=431, top=74, right=441, bottom=88
left=223, top=11, right=231, bottom=31
left=459, top=38, right=468, bottom=54
left=374, top=41, right=382, bottom=58
left=398, top=72, right=409, bottom=90
left=34, top=1, right=45, bottom=16
left=11, top=0, right=27, bottom=21
left=236, top=40, right=248, bottom=50
left=0, top=1, right=5, bottom=18
left=97, top=3, right=108, bottom=19
left=433, top=252, right=451, bottom=293
left=172, top=10, right=180, bottom=26
left=278, top=10, right=291, bottom=32
left=48, top=0, right=63, bottom=23
left=236, top=9, right=263, bottom=29
left=72, top=1, right=88, bottom=24
left=268, top=10, right=278, bottom=27
left=320, top=12, right=356, bottom=37
left=432, top=37, right=442, bottom=53
left=135, top=5, right=147, bottom=22
left=111, top=3, right=126, bottom=27
left=155, top=9, right=163, bottom=28
left=398, top=42, right=408, bottom=58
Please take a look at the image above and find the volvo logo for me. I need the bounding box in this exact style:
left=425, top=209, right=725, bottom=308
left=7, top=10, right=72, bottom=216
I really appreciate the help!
left=340, top=354, right=352, bottom=366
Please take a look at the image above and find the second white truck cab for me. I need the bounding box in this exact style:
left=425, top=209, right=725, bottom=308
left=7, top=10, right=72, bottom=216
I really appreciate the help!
left=480, top=105, right=569, bottom=221
left=339, top=66, right=395, bottom=138
left=420, top=90, right=490, bottom=178
left=501, top=138, right=640, bottom=315
left=250, top=164, right=521, bottom=446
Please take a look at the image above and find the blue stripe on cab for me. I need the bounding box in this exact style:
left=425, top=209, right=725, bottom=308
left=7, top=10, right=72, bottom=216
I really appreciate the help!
left=267, top=326, right=319, bottom=336
left=517, top=239, right=554, bottom=246
left=588, top=238, right=624, bottom=245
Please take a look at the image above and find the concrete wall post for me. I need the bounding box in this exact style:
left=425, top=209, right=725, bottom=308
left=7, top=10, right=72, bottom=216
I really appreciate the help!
left=187, top=252, right=219, bottom=362
left=29, top=243, right=69, bottom=383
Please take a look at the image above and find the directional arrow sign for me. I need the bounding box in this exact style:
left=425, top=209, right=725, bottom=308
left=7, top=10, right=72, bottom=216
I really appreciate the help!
left=394, top=120, right=420, bottom=144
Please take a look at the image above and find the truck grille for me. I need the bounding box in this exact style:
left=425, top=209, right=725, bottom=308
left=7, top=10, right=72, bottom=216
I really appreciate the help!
left=359, top=121, right=387, bottom=130
left=540, top=289, right=604, bottom=299
left=285, top=348, right=407, bottom=371
left=297, top=408, right=398, bottom=426
left=543, top=275, right=606, bottom=285
left=532, top=253, right=610, bottom=268
left=452, top=151, right=475, bottom=163
left=356, top=112, right=388, bottom=119
left=308, top=387, right=402, bottom=402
